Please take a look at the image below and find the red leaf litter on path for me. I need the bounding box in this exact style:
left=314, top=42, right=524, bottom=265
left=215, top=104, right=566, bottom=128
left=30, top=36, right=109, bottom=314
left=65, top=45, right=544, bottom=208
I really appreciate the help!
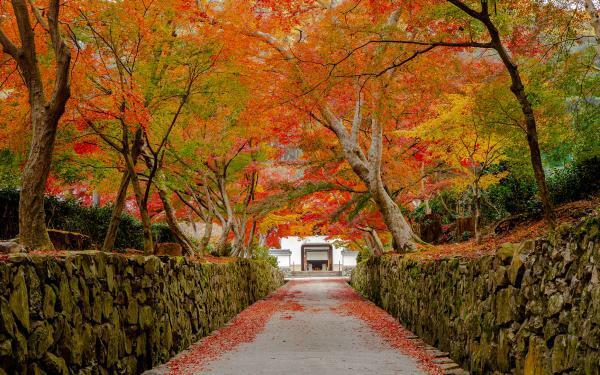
left=166, top=283, right=303, bottom=374
left=329, top=280, right=444, bottom=375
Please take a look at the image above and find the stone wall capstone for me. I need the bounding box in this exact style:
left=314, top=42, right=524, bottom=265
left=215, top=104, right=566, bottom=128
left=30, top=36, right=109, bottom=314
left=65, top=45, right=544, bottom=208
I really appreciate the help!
left=351, top=217, right=600, bottom=374
left=0, top=252, right=283, bottom=374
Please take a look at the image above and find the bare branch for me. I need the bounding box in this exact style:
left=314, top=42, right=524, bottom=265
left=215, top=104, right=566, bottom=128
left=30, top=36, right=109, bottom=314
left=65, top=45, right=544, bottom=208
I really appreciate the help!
left=351, top=85, right=362, bottom=144
left=446, top=0, right=484, bottom=20
left=0, top=29, right=18, bottom=57
left=27, top=0, right=49, bottom=31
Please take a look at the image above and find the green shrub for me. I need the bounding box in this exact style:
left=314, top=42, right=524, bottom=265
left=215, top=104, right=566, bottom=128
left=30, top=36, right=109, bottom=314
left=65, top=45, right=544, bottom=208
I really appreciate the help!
left=251, top=246, right=278, bottom=268
left=0, top=150, right=20, bottom=189
left=356, top=250, right=370, bottom=264
left=547, top=157, right=600, bottom=204
left=420, top=157, right=599, bottom=231
left=484, top=175, right=541, bottom=218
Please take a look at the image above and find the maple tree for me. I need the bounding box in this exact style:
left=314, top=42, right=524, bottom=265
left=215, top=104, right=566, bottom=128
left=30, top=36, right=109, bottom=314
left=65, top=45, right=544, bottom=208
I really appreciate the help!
left=229, top=1, right=441, bottom=252
left=407, top=88, right=512, bottom=243
left=0, top=0, right=72, bottom=249
left=69, top=0, right=225, bottom=254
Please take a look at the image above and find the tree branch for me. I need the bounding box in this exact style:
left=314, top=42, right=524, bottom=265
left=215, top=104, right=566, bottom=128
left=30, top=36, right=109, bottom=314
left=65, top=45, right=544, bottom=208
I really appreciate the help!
left=0, top=29, right=19, bottom=57
left=446, top=0, right=484, bottom=20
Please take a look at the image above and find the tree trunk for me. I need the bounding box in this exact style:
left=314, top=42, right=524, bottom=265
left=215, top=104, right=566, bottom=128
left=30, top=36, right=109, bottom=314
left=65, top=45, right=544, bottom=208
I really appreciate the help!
left=92, top=190, right=100, bottom=207
left=246, top=219, right=257, bottom=258
left=490, top=36, right=555, bottom=226
left=231, top=219, right=245, bottom=257
left=102, top=128, right=144, bottom=252
left=363, top=234, right=375, bottom=256
left=252, top=27, right=417, bottom=253
left=102, top=171, right=130, bottom=252
left=473, top=183, right=482, bottom=244
left=19, top=110, right=58, bottom=250
left=441, top=1, right=555, bottom=227
left=258, top=233, right=267, bottom=248
left=499, top=51, right=554, bottom=227
left=216, top=174, right=236, bottom=256
left=525, top=125, right=554, bottom=225
left=421, top=161, right=432, bottom=214
left=155, top=172, right=196, bottom=256
left=370, top=178, right=416, bottom=252
left=124, top=154, right=154, bottom=254
left=200, top=214, right=212, bottom=255
left=367, top=115, right=417, bottom=252
left=358, top=226, right=385, bottom=256
left=318, top=107, right=417, bottom=252
left=217, top=223, right=231, bottom=255
left=584, top=0, right=600, bottom=59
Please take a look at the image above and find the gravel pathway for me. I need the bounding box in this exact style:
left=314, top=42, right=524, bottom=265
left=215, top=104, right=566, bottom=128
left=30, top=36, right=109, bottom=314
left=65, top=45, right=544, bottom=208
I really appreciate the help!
left=147, top=279, right=454, bottom=375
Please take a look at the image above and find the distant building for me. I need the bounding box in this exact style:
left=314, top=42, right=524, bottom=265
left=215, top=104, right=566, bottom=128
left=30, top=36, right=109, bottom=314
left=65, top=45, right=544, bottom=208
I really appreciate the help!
left=269, top=236, right=358, bottom=274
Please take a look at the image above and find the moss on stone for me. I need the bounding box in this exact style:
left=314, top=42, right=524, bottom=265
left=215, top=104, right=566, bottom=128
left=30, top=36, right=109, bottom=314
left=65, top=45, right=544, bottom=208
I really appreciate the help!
left=9, top=268, right=30, bottom=332
left=27, top=322, right=54, bottom=360
left=42, top=352, right=68, bottom=375
left=0, top=254, right=283, bottom=374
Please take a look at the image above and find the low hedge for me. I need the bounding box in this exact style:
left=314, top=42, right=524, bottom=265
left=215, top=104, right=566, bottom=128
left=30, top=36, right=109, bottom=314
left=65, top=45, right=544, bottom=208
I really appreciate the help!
left=0, top=188, right=175, bottom=249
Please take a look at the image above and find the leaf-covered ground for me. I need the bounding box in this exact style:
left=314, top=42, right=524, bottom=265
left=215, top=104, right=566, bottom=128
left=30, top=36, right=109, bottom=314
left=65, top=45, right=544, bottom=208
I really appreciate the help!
left=408, top=198, right=597, bottom=261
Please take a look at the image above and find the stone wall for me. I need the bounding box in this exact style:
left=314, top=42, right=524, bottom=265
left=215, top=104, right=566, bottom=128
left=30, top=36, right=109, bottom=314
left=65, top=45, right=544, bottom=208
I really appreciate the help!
left=351, top=217, right=600, bottom=374
left=0, top=252, right=283, bottom=374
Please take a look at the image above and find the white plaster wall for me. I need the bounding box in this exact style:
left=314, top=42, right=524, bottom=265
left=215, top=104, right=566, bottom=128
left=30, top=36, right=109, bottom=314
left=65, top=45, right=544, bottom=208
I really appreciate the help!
left=280, top=237, right=303, bottom=268
left=280, top=236, right=350, bottom=269
left=342, top=253, right=358, bottom=267
left=276, top=254, right=290, bottom=267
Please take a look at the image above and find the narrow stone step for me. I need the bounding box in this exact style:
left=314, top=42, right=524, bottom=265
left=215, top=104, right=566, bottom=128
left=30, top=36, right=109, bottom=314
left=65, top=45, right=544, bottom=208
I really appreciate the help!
left=439, top=362, right=460, bottom=370
left=433, top=357, right=455, bottom=364
left=287, top=270, right=344, bottom=278
left=444, top=369, right=470, bottom=375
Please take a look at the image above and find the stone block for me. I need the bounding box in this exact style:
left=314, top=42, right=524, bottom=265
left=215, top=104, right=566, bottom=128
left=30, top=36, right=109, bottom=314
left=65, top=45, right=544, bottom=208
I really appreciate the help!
left=551, top=334, right=578, bottom=373
left=9, top=268, right=30, bottom=332
left=495, top=287, right=520, bottom=325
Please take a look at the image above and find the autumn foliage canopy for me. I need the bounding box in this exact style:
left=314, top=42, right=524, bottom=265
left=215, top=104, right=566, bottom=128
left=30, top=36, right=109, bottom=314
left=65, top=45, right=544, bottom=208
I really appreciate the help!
left=0, top=0, right=598, bottom=254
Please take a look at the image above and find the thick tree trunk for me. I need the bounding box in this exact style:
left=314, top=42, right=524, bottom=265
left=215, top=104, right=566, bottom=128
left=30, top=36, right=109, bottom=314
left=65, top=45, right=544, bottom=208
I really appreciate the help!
left=367, top=115, right=417, bottom=252
left=102, top=171, right=130, bottom=252
left=370, top=177, right=416, bottom=252
left=318, top=107, right=417, bottom=252
left=155, top=172, right=196, bottom=255
left=19, top=110, right=58, bottom=250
